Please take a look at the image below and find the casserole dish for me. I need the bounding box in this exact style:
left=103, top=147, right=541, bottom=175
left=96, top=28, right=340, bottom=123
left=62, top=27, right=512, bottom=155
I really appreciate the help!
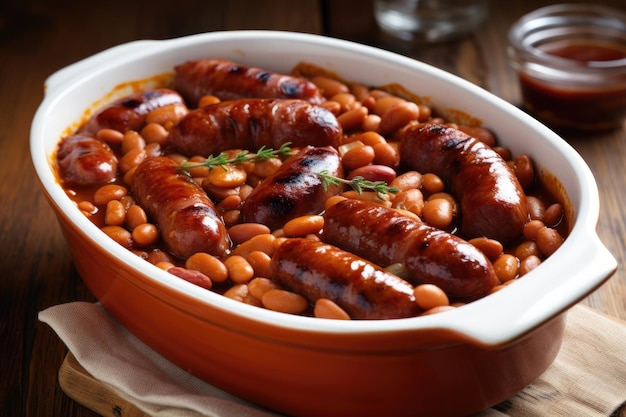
left=30, top=31, right=617, bottom=417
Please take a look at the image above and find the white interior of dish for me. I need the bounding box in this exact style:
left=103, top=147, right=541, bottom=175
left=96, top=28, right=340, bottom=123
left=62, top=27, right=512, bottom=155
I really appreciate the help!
left=30, top=31, right=617, bottom=346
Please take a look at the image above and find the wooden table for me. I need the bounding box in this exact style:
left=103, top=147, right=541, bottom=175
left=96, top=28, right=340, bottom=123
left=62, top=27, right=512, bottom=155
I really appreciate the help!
left=1, top=0, right=624, bottom=415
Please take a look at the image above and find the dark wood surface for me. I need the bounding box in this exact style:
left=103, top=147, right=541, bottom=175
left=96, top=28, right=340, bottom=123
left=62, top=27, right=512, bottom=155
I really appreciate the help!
left=1, top=1, right=624, bottom=416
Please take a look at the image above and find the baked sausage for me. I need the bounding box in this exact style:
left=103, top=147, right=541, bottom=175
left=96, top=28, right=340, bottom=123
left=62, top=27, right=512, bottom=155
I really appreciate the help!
left=174, top=59, right=324, bottom=107
left=82, top=88, right=185, bottom=134
left=241, top=146, right=343, bottom=231
left=168, top=98, right=343, bottom=157
left=130, top=156, right=230, bottom=258
left=270, top=238, right=421, bottom=319
left=397, top=123, right=528, bottom=244
left=56, top=133, right=118, bottom=186
left=323, top=199, right=498, bottom=299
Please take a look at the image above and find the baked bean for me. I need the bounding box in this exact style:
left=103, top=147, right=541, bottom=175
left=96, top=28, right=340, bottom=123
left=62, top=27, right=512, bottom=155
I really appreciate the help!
left=325, top=195, right=348, bottom=210
left=155, top=261, right=175, bottom=271
left=251, top=158, right=282, bottom=178
left=238, top=184, right=254, bottom=201
left=247, top=277, right=280, bottom=299
left=104, top=200, right=126, bottom=226
left=119, top=195, right=135, bottom=209
left=526, top=196, right=546, bottom=221
left=492, top=146, right=512, bottom=161
left=543, top=203, right=564, bottom=227
left=390, top=171, right=423, bottom=192
left=515, top=240, right=541, bottom=260
left=342, top=143, right=375, bottom=170
left=232, top=233, right=277, bottom=258
left=229, top=223, right=271, bottom=245
left=468, top=237, right=503, bottom=260
left=223, top=284, right=251, bottom=303
left=353, top=131, right=386, bottom=147
left=203, top=182, right=240, bottom=201
left=320, top=100, right=341, bottom=115
left=361, top=114, right=381, bottom=132
left=422, top=198, right=454, bottom=229
left=347, top=164, right=396, bottom=184
left=216, top=194, right=242, bottom=212
left=350, top=82, right=371, bottom=102
left=246, top=251, right=272, bottom=278
left=118, top=148, right=146, bottom=174
left=311, top=76, right=349, bottom=98
left=96, top=128, right=124, bottom=144
left=224, top=255, right=254, bottom=284
left=512, top=155, right=535, bottom=191
left=523, top=219, right=545, bottom=240
left=144, top=142, right=162, bottom=158
left=391, top=189, right=424, bottom=216
left=422, top=173, right=445, bottom=194
left=457, top=125, right=496, bottom=147
left=417, top=104, right=432, bottom=122
left=146, top=103, right=188, bottom=127
left=341, top=190, right=392, bottom=206
left=207, top=165, right=247, bottom=188
left=146, top=249, right=174, bottom=265
left=372, top=141, right=399, bottom=167
left=94, top=184, right=127, bottom=205
left=101, top=225, right=133, bottom=248
left=121, top=130, right=145, bottom=154
left=140, top=122, right=169, bottom=146
left=132, top=223, right=159, bottom=246
left=336, top=106, right=368, bottom=131
left=493, top=254, right=519, bottom=282
left=168, top=267, right=213, bottom=290
left=413, top=284, right=449, bottom=310
left=520, top=255, right=542, bottom=276
left=198, top=95, right=220, bottom=107
left=77, top=201, right=97, bottom=214
left=185, top=252, right=229, bottom=283
left=222, top=209, right=242, bottom=226
left=262, top=289, right=309, bottom=314
left=536, top=226, right=564, bottom=257
left=331, top=93, right=358, bottom=111
left=314, top=298, right=351, bottom=320
left=373, top=96, right=404, bottom=116
left=378, top=101, right=420, bottom=135
left=283, top=215, right=324, bottom=237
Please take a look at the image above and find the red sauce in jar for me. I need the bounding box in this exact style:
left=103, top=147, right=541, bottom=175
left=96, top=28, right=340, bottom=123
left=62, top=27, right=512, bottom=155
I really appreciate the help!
left=518, top=40, right=626, bottom=132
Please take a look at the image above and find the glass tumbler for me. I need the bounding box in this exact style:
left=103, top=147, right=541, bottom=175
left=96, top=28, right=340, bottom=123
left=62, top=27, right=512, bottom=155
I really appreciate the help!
left=374, top=0, right=489, bottom=43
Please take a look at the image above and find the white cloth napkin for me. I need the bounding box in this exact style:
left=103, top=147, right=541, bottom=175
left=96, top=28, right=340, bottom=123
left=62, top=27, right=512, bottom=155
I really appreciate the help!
left=39, top=302, right=626, bottom=417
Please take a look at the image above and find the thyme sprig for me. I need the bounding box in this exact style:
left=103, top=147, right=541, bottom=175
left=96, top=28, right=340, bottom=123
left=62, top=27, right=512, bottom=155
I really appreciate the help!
left=181, top=142, right=293, bottom=171
left=180, top=143, right=398, bottom=200
left=318, top=170, right=398, bottom=200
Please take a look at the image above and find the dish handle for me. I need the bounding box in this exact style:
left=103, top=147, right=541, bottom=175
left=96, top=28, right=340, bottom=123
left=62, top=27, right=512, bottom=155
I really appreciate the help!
left=43, top=39, right=161, bottom=96
left=454, top=232, right=618, bottom=347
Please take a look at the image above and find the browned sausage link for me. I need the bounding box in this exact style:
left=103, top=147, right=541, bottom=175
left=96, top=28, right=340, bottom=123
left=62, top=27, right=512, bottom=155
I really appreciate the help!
left=130, top=156, right=230, bottom=259
left=173, top=59, right=325, bottom=107
left=168, top=98, right=343, bottom=157
left=56, top=133, right=118, bottom=186
left=323, top=199, right=498, bottom=299
left=82, top=88, right=185, bottom=134
left=241, top=146, right=343, bottom=231
left=397, top=123, right=528, bottom=244
left=270, top=238, right=421, bottom=319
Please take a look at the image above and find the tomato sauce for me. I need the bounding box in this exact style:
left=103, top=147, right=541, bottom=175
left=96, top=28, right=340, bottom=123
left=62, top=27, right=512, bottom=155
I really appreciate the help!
left=519, top=40, right=626, bottom=132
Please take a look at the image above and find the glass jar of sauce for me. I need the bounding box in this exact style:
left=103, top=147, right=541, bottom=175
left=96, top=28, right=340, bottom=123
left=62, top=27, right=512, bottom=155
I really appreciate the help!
left=508, top=4, right=626, bottom=132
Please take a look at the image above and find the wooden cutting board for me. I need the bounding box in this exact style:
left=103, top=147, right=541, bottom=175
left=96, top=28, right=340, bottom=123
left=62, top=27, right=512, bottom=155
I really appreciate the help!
left=58, top=305, right=626, bottom=417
